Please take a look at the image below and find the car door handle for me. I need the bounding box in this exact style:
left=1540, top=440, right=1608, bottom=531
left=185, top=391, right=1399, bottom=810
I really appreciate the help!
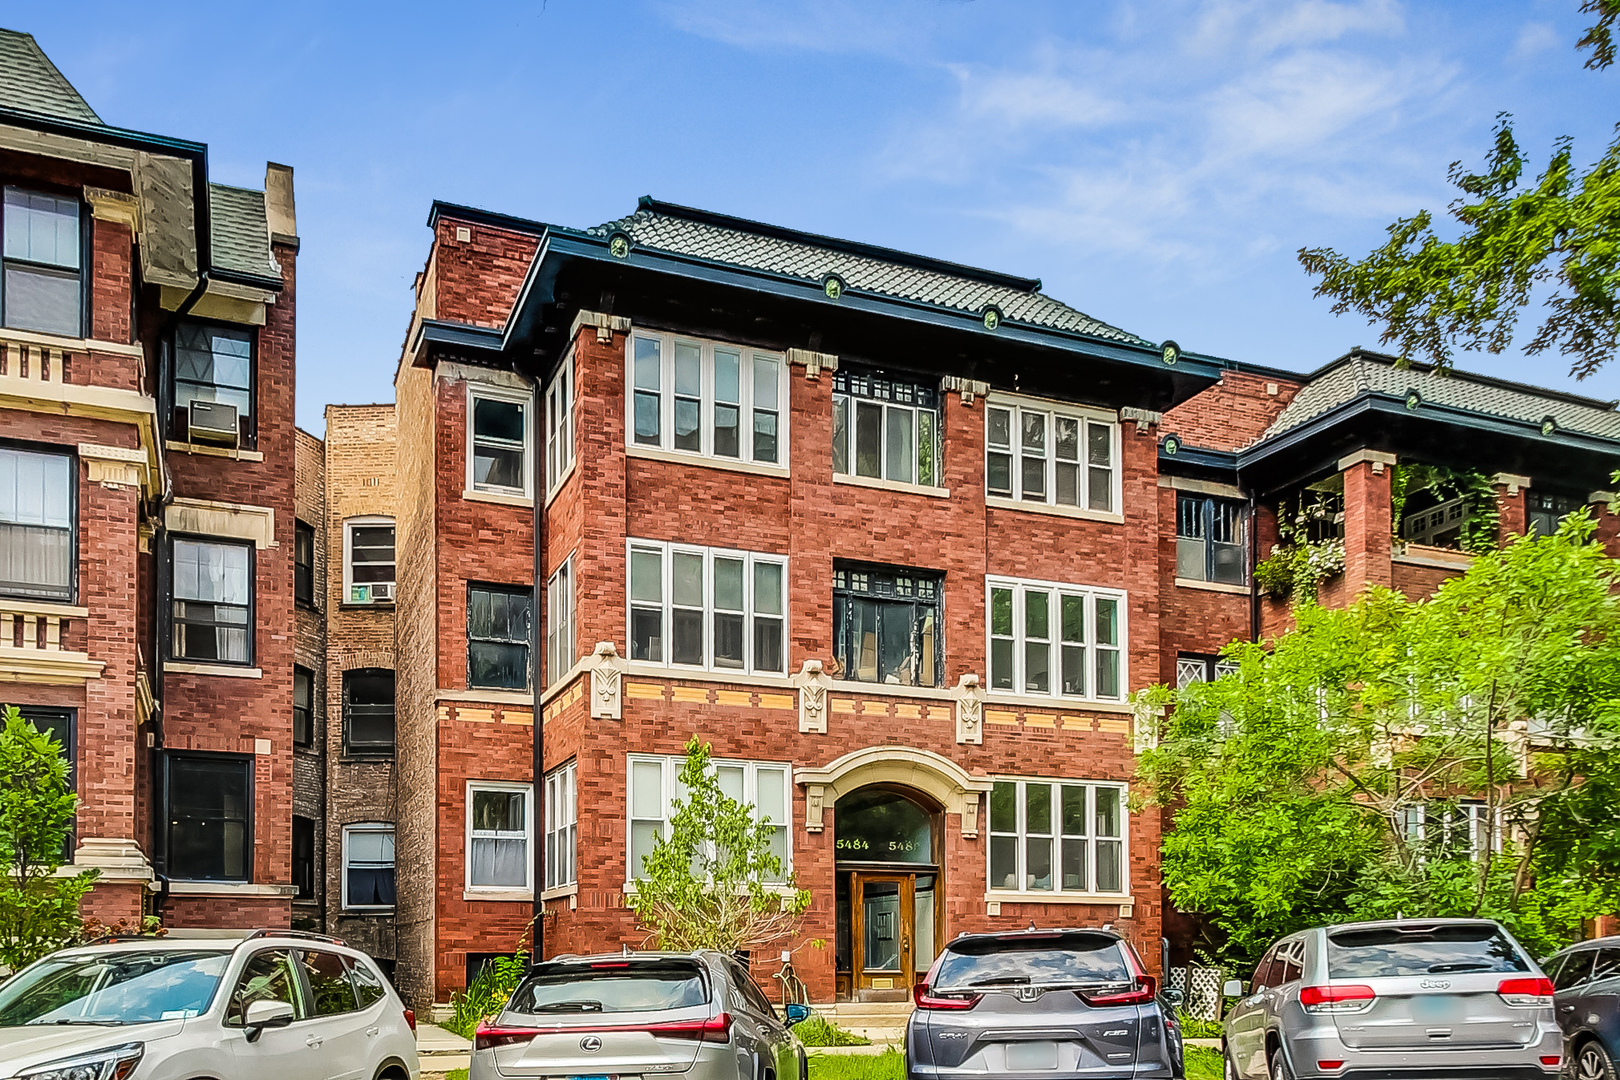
left=306, top=1037, right=324, bottom=1048
left=366, top=1025, right=380, bottom=1036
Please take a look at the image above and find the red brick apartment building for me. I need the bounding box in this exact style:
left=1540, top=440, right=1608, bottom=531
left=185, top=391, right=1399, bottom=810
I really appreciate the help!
left=378, top=194, right=1620, bottom=1010
left=0, top=30, right=301, bottom=926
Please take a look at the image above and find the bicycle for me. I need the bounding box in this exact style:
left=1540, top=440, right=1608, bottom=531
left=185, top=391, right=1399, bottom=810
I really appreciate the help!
left=773, top=950, right=809, bottom=1009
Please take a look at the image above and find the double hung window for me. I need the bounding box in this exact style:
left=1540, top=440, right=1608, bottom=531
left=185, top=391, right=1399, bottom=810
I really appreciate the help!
left=987, top=577, right=1123, bottom=700
left=342, top=668, right=395, bottom=755
left=1529, top=491, right=1585, bottom=538
left=545, top=354, right=575, bottom=494
left=1401, top=801, right=1500, bottom=861
left=172, top=322, right=254, bottom=445
left=172, top=538, right=252, bottom=664
left=293, top=665, right=314, bottom=748
left=342, top=823, right=396, bottom=910
left=629, top=332, right=786, bottom=467
left=832, top=369, right=940, bottom=487
left=294, top=521, right=315, bottom=607
left=1177, top=495, right=1247, bottom=584
left=988, top=779, right=1126, bottom=895
left=343, top=518, right=395, bottom=604
left=628, top=755, right=790, bottom=881
left=986, top=400, right=1117, bottom=512
left=833, top=563, right=942, bottom=687
left=544, top=761, right=577, bottom=891
left=469, top=386, right=533, bottom=498
left=165, top=753, right=253, bottom=882
left=0, top=446, right=73, bottom=602
left=627, top=541, right=786, bottom=675
left=545, top=558, right=574, bottom=686
left=1176, top=654, right=1239, bottom=690
left=467, top=782, right=532, bottom=892
left=293, top=816, right=316, bottom=900
left=2, top=187, right=82, bottom=337
left=469, top=583, right=533, bottom=690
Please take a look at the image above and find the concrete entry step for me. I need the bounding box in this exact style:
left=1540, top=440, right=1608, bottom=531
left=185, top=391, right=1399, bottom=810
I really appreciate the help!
left=827, top=1001, right=913, bottom=1044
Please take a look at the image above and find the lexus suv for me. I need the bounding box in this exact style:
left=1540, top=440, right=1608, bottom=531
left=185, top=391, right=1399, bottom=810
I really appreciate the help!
left=0, top=929, right=419, bottom=1080
left=470, top=951, right=808, bottom=1080
left=906, top=927, right=1184, bottom=1080
left=1221, top=918, right=1560, bottom=1079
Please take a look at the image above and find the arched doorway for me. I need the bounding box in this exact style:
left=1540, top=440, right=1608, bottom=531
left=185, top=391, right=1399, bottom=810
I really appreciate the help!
left=833, top=786, right=941, bottom=1000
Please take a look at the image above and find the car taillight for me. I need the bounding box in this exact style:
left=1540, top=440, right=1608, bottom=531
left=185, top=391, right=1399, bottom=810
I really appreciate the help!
left=1080, top=976, right=1157, bottom=1006
left=644, top=1013, right=733, bottom=1042
left=475, top=1024, right=542, bottom=1051
left=403, top=1008, right=417, bottom=1032
left=1299, top=985, right=1376, bottom=1013
left=1498, top=977, right=1555, bottom=1007
left=913, top=982, right=981, bottom=1010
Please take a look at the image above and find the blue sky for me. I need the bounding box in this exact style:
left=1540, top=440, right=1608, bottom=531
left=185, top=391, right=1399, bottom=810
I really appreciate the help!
left=18, top=0, right=1618, bottom=431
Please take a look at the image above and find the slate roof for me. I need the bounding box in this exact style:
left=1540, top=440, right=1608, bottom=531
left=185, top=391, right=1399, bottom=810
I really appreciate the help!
left=1258, top=353, right=1620, bottom=444
left=0, top=29, right=100, bottom=124
left=209, top=184, right=280, bottom=281
left=588, top=199, right=1148, bottom=345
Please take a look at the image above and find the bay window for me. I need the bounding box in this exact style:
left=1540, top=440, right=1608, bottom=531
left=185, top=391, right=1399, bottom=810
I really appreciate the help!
left=2, top=187, right=82, bottom=338
left=628, top=754, right=790, bottom=881
left=544, top=761, right=577, bottom=891
left=469, top=582, right=533, bottom=690
left=1176, top=495, right=1247, bottom=584
left=546, top=558, right=574, bottom=686
left=832, top=369, right=940, bottom=487
left=626, top=540, right=786, bottom=674
left=629, top=332, right=786, bottom=467
left=988, top=778, right=1127, bottom=895
left=833, top=563, right=942, bottom=687
left=467, top=782, right=532, bottom=893
left=545, top=353, right=575, bottom=494
left=469, top=385, right=533, bottom=498
left=986, top=399, right=1117, bottom=512
left=987, top=577, right=1124, bottom=701
left=0, top=446, right=73, bottom=602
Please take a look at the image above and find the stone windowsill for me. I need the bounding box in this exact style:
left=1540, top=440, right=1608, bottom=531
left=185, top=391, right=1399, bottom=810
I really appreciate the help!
left=463, top=488, right=534, bottom=509
left=540, top=883, right=579, bottom=902
left=167, top=880, right=297, bottom=897
left=985, top=889, right=1135, bottom=907
left=0, top=599, right=90, bottom=618
left=464, top=888, right=533, bottom=902
left=164, top=661, right=263, bottom=679
left=985, top=495, right=1124, bottom=525
left=981, top=692, right=1133, bottom=715
left=440, top=687, right=536, bottom=707
left=1393, top=544, right=1474, bottom=571
left=1174, top=577, right=1251, bottom=595
left=544, top=460, right=577, bottom=508
left=164, top=439, right=265, bottom=462
left=625, top=443, right=790, bottom=480
left=832, top=473, right=950, bottom=499
left=0, top=326, right=145, bottom=357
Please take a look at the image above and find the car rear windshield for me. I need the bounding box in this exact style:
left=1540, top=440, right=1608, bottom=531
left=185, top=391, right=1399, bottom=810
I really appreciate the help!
left=932, top=933, right=1131, bottom=989
left=509, top=959, right=710, bottom=1015
left=1326, top=925, right=1530, bottom=978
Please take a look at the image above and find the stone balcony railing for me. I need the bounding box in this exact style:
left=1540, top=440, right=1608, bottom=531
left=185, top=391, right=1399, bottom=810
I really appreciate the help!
left=0, top=600, right=105, bottom=685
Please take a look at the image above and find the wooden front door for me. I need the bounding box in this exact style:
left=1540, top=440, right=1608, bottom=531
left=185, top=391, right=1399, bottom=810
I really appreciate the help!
left=852, top=872, right=915, bottom=996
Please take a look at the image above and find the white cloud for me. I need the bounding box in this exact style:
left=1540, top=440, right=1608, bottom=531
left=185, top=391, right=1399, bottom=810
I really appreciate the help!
left=1185, top=0, right=1405, bottom=57
left=1512, top=21, right=1560, bottom=60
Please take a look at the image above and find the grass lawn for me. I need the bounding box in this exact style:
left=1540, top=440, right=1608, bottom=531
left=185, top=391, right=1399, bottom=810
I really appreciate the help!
left=441, top=1071, right=468, bottom=1080
left=807, top=1050, right=906, bottom=1080
left=1185, top=1045, right=1224, bottom=1079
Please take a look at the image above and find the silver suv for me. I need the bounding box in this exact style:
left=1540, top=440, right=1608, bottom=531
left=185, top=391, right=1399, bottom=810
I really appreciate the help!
left=469, top=951, right=807, bottom=1080
left=1221, top=918, right=1560, bottom=1079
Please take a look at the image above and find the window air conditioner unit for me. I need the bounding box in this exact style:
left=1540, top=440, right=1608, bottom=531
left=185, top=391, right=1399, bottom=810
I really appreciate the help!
left=349, top=584, right=371, bottom=604
left=371, top=583, right=394, bottom=603
left=188, top=400, right=240, bottom=447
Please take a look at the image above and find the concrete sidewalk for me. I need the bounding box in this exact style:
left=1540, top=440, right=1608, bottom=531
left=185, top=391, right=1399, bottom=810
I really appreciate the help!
left=418, top=1023, right=472, bottom=1073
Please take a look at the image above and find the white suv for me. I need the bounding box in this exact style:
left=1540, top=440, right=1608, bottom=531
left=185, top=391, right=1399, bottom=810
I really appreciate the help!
left=0, top=929, right=420, bottom=1080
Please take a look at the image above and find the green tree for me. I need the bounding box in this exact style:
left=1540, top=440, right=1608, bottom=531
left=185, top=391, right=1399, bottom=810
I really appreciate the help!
left=1137, top=514, right=1620, bottom=967
left=0, top=706, right=95, bottom=970
left=1299, top=1, right=1620, bottom=378
left=628, top=737, right=810, bottom=953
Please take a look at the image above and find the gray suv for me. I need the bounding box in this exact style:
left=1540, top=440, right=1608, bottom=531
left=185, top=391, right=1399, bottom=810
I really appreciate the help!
left=906, top=928, right=1184, bottom=1080
left=469, top=951, right=807, bottom=1080
left=1221, top=918, right=1561, bottom=1079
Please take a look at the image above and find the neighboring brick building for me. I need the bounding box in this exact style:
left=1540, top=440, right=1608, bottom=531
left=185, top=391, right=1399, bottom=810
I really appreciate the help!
left=0, top=29, right=300, bottom=924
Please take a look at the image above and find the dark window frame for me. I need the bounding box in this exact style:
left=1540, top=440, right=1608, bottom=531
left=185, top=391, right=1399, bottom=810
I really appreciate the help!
left=292, top=815, right=316, bottom=900
left=169, top=533, right=255, bottom=666
left=293, top=664, right=315, bottom=749
left=167, top=317, right=258, bottom=448
left=294, top=520, right=316, bottom=608
left=468, top=581, right=534, bottom=691
left=162, top=750, right=254, bottom=883
left=832, top=561, right=945, bottom=688
left=1176, top=494, right=1248, bottom=585
left=831, top=366, right=942, bottom=487
left=1528, top=490, right=1587, bottom=539
left=17, top=706, right=75, bottom=859
left=0, top=183, right=89, bottom=339
left=342, top=667, right=396, bottom=757
left=0, top=439, right=78, bottom=605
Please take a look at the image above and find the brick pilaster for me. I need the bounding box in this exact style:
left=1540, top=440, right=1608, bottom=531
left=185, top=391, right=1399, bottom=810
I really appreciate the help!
left=1341, top=451, right=1394, bottom=593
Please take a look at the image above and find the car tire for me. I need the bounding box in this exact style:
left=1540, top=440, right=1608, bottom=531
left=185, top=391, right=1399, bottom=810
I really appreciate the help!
left=1224, top=1048, right=1241, bottom=1080
left=1576, top=1040, right=1619, bottom=1080
left=1269, top=1048, right=1295, bottom=1080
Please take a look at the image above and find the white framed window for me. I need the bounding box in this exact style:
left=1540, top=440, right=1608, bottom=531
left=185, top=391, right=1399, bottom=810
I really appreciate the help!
left=545, top=352, right=575, bottom=495
left=987, top=778, right=1127, bottom=896
left=985, top=397, right=1118, bottom=512
left=343, top=516, right=395, bottom=604
left=626, top=540, right=786, bottom=675
left=546, top=555, right=575, bottom=686
left=832, top=369, right=941, bottom=487
left=341, top=823, right=396, bottom=911
left=986, top=576, right=1126, bottom=701
left=544, top=761, right=577, bottom=890
left=466, top=781, right=533, bottom=894
left=1401, top=801, right=1501, bottom=862
left=628, top=332, right=786, bottom=467
left=1176, top=654, right=1239, bottom=690
left=628, top=754, right=790, bottom=882
left=468, top=383, right=535, bottom=499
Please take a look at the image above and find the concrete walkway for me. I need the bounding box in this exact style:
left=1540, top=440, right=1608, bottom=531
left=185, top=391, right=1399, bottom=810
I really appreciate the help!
left=418, top=1023, right=472, bottom=1073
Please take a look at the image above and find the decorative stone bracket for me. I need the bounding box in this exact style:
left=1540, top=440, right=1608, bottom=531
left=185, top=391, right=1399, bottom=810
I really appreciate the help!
left=792, top=659, right=832, bottom=733
left=570, top=310, right=632, bottom=344
left=585, top=641, right=625, bottom=719
left=1119, top=407, right=1163, bottom=433
left=954, top=673, right=985, bottom=745
left=787, top=348, right=839, bottom=381
left=1131, top=696, right=1162, bottom=755
left=940, top=376, right=990, bottom=407
left=81, top=443, right=148, bottom=490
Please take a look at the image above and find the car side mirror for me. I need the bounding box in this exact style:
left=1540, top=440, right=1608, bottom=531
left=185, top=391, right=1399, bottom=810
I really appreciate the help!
left=784, top=1003, right=811, bottom=1027
left=1163, top=988, right=1185, bottom=1008
left=244, top=999, right=296, bottom=1042
left=1223, top=979, right=1243, bottom=998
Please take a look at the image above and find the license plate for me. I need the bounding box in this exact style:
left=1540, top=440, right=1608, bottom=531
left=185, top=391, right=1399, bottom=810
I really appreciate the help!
left=1006, top=1042, right=1058, bottom=1070
left=1411, top=997, right=1461, bottom=1022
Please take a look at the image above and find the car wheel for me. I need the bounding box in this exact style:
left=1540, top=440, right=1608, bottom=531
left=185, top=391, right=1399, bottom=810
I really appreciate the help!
left=1577, top=1041, right=1619, bottom=1080
left=1224, top=1048, right=1241, bottom=1080
left=1270, top=1048, right=1295, bottom=1080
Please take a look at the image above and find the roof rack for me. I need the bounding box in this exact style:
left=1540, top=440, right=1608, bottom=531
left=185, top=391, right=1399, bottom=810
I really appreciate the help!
left=84, top=933, right=168, bottom=946
left=247, top=929, right=348, bottom=946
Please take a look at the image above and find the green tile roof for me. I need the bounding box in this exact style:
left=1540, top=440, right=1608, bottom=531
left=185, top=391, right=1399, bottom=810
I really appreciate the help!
left=209, top=184, right=280, bottom=281
left=588, top=200, right=1147, bottom=345
left=1259, top=353, right=1620, bottom=444
left=0, top=29, right=99, bottom=124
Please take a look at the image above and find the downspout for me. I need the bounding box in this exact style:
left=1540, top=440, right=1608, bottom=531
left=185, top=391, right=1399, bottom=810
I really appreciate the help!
left=531, top=375, right=546, bottom=964
left=1248, top=490, right=1261, bottom=644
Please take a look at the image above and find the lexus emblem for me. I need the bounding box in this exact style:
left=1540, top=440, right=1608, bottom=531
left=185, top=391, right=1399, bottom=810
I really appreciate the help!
left=580, top=1036, right=603, bottom=1052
